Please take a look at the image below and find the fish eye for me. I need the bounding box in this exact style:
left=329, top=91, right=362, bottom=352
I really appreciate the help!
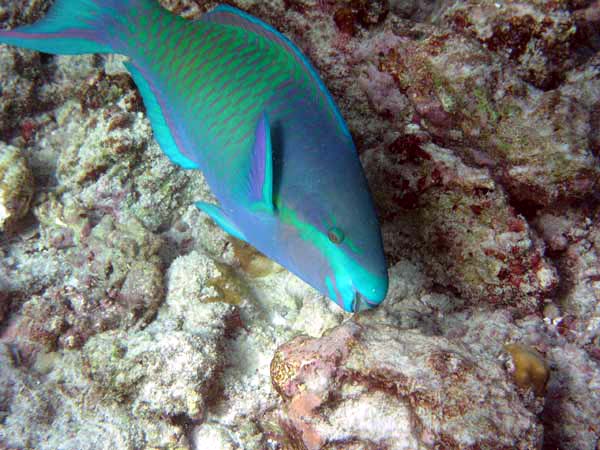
left=327, top=227, right=344, bottom=244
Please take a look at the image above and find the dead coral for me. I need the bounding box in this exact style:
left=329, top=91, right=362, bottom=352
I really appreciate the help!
left=0, top=144, right=33, bottom=232
left=17, top=214, right=165, bottom=351
left=272, top=320, right=542, bottom=450
left=439, top=0, right=586, bottom=90
left=333, top=0, right=390, bottom=35
left=363, top=138, right=557, bottom=312
left=371, top=31, right=599, bottom=209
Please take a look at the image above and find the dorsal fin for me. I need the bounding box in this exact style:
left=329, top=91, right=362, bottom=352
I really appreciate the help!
left=201, top=5, right=351, bottom=140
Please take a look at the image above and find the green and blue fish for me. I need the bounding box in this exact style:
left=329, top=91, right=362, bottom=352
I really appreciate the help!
left=0, top=0, right=388, bottom=312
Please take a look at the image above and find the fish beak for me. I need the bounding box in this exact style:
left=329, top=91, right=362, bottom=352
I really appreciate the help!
left=352, top=293, right=374, bottom=313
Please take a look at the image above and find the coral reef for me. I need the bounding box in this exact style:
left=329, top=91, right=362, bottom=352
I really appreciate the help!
left=271, top=320, right=542, bottom=449
left=0, top=144, right=33, bottom=232
left=0, top=344, right=190, bottom=449
left=438, top=0, right=583, bottom=90
left=9, top=213, right=166, bottom=351
left=363, top=138, right=558, bottom=311
left=367, top=28, right=598, bottom=210
left=1, top=0, right=600, bottom=449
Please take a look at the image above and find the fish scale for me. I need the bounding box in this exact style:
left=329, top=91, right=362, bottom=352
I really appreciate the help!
left=0, top=0, right=389, bottom=312
left=173, top=32, right=291, bottom=177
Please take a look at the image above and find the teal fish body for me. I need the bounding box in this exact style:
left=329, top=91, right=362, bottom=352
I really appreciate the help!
left=0, top=0, right=388, bottom=311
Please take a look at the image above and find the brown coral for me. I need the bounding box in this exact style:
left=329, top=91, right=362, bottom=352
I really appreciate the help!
left=505, top=343, right=550, bottom=396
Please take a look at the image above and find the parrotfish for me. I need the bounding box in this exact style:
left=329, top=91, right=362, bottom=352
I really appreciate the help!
left=0, top=0, right=388, bottom=311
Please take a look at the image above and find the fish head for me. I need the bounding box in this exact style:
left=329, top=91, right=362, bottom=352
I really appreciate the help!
left=238, top=111, right=388, bottom=312
left=272, top=149, right=389, bottom=312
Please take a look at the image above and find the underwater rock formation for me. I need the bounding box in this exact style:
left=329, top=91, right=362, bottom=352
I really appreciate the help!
left=363, top=139, right=558, bottom=312
left=0, top=344, right=189, bottom=449
left=1, top=0, right=599, bottom=449
left=271, top=320, right=543, bottom=449
left=438, top=0, right=600, bottom=90
left=0, top=144, right=33, bottom=232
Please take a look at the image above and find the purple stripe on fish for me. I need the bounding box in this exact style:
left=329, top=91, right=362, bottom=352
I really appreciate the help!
left=133, top=64, right=197, bottom=163
left=1, top=29, right=98, bottom=40
left=248, top=113, right=269, bottom=203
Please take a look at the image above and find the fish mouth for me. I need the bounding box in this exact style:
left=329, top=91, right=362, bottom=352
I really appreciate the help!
left=351, top=293, right=377, bottom=313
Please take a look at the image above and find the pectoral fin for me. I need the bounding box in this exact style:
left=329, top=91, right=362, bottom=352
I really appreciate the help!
left=195, top=202, right=247, bottom=242
left=246, top=112, right=274, bottom=213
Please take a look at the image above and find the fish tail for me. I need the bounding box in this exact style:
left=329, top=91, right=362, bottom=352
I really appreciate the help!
left=0, top=0, right=163, bottom=56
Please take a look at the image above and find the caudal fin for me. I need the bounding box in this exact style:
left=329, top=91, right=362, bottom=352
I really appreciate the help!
left=0, top=0, right=158, bottom=56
